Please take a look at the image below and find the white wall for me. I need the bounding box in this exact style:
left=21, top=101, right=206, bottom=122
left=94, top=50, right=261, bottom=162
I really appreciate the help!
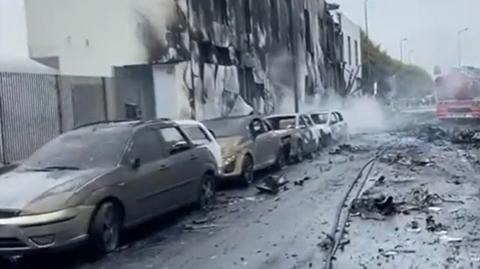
left=338, top=13, right=362, bottom=89
left=0, top=0, right=29, bottom=58
left=24, top=0, right=175, bottom=77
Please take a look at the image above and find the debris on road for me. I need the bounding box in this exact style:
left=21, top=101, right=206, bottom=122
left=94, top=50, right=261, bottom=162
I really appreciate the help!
left=256, top=174, right=288, bottom=194
left=293, top=176, right=311, bottom=187
left=329, top=144, right=368, bottom=155
left=426, top=215, right=448, bottom=233
left=350, top=194, right=397, bottom=220
left=183, top=224, right=219, bottom=231
left=405, top=220, right=422, bottom=233
left=440, top=235, right=463, bottom=243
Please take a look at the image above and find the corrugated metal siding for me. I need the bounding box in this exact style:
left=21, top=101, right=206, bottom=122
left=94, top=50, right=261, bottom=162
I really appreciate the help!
left=0, top=73, right=60, bottom=163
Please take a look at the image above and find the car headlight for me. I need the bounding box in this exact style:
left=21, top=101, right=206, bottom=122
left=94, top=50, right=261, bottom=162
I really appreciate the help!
left=223, top=155, right=237, bottom=173
left=0, top=208, right=79, bottom=227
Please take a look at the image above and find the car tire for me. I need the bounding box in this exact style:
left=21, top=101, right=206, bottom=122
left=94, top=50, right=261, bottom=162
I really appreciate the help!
left=295, top=142, right=304, bottom=163
left=240, top=155, right=254, bottom=186
left=197, top=173, right=216, bottom=211
left=88, top=201, right=122, bottom=257
left=273, top=148, right=287, bottom=171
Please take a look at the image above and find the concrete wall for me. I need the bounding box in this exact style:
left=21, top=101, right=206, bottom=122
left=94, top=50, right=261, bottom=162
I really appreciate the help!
left=24, top=0, right=176, bottom=77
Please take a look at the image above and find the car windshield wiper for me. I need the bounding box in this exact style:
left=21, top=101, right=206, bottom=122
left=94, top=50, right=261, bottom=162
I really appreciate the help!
left=26, top=166, right=81, bottom=172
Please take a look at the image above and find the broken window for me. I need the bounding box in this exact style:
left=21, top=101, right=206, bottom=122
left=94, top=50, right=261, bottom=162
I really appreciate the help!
left=215, top=0, right=228, bottom=25
left=270, top=0, right=279, bottom=41
left=347, top=36, right=352, bottom=65
left=125, top=103, right=141, bottom=120
left=244, top=0, right=252, bottom=37
left=304, top=10, right=313, bottom=55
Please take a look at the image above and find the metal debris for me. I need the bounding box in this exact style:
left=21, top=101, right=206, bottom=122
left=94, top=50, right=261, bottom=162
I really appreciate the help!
left=256, top=175, right=288, bottom=194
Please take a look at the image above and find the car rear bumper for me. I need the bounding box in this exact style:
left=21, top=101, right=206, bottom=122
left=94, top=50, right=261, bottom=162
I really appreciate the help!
left=0, top=206, right=95, bottom=256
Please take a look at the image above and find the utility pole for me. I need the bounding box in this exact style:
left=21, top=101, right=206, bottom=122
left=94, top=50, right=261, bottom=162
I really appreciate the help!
left=457, top=27, right=469, bottom=68
left=287, top=1, right=299, bottom=113
left=399, top=38, right=408, bottom=62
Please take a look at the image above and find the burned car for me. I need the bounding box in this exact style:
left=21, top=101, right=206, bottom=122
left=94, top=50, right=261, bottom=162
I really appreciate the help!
left=203, top=115, right=285, bottom=185
left=310, top=111, right=349, bottom=144
left=265, top=114, right=319, bottom=162
left=0, top=120, right=217, bottom=257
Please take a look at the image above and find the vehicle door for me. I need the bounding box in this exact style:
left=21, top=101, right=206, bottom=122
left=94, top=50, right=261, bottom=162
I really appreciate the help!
left=300, top=115, right=316, bottom=152
left=334, top=112, right=348, bottom=140
left=260, top=119, right=280, bottom=165
left=125, top=128, right=171, bottom=221
left=250, top=118, right=271, bottom=169
left=328, top=112, right=340, bottom=141
left=181, top=124, right=222, bottom=172
left=157, top=126, right=202, bottom=207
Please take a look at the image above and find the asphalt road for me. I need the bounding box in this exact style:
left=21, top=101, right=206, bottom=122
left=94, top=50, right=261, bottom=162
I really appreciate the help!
left=5, top=128, right=480, bottom=269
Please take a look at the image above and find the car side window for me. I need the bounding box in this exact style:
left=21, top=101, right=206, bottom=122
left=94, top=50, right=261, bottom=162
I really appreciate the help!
left=182, top=125, right=212, bottom=144
left=299, top=116, right=307, bottom=128
left=159, top=127, right=188, bottom=146
left=335, top=112, right=344, bottom=122
left=250, top=119, right=266, bottom=135
left=329, top=113, right=338, bottom=124
left=262, top=119, right=273, bottom=132
left=131, top=129, right=165, bottom=163
left=304, top=116, right=314, bottom=126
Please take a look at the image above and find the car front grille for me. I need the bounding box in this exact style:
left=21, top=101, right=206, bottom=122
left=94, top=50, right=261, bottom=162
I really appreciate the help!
left=0, top=238, right=27, bottom=248
left=0, top=210, right=20, bottom=219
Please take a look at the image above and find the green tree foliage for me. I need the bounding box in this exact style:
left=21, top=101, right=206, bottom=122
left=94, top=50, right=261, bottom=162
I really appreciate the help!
left=362, top=32, right=433, bottom=99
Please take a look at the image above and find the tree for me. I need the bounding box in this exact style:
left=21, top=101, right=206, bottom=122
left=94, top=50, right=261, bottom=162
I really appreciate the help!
left=361, top=32, right=433, bottom=99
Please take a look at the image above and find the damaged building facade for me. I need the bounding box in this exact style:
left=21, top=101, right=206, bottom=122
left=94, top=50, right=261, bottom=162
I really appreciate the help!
left=24, top=0, right=346, bottom=121
left=148, top=0, right=345, bottom=119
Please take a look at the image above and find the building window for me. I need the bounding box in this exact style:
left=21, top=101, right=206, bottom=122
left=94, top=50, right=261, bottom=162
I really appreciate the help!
left=270, top=0, right=279, bottom=41
left=304, top=10, right=313, bottom=54
left=354, top=40, right=359, bottom=66
left=347, top=36, right=352, bottom=65
left=215, top=0, right=228, bottom=25
left=125, top=103, right=141, bottom=120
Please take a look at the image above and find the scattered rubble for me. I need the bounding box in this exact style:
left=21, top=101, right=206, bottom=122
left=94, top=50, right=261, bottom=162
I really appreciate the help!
left=329, top=144, right=369, bottom=155
left=426, top=215, right=448, bottom=233
left=256, top=175, right=288, bottom=194
left=350, top=194, right=397, bottom=220
left=293, top=176, right=311, bottom=187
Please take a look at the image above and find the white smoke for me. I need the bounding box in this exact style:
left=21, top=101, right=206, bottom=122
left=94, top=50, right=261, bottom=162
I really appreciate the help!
left=300, top=94, right=391, bottom=134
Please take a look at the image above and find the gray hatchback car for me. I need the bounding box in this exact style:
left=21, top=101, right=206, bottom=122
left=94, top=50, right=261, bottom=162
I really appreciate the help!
left=0, top=120, right=218, bottom=257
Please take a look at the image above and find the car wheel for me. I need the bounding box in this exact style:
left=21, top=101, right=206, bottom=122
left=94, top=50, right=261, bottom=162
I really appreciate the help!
left=273, top=148, right=287, bottom=170
left=89, top=201, right=122, bottom=257
left=240, top=155, right=254, bottom=186
left=198, top=174, right=216, bottom=210
left=295, top=142, right=304, bottom=163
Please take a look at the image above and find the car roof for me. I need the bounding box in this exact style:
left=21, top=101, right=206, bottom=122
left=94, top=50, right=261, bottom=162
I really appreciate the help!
left=202, top=114, right=259, bottom=124
left=75, top=119, right=177, bottom=131
left=265, top=113, right=301, bottom=119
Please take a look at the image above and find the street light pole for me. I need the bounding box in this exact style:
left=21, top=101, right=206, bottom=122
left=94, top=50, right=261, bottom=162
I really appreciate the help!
left=457, top=27, right=469, bottom=67
left=364, top=0, right=369, bottom=38
left=400, top=38, right=408, bottom=62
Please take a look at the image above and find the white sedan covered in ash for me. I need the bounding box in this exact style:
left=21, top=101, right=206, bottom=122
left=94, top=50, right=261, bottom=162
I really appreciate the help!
left=309, top=111, right=349, bottom=145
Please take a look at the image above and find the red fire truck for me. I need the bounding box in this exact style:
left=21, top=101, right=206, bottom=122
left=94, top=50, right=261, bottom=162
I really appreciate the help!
left=435, top=67, right=480, bottom=120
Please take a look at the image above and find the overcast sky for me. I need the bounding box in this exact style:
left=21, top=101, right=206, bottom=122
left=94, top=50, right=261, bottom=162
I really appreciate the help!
left=0, top=0, right=28, bottom=58
left=335, top=0, right=480, bottom=73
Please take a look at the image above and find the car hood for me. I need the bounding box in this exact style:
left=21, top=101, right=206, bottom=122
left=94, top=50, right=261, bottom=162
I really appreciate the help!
left=0, top=167, right=111, bottom=211
left=216, top=136, right=247, bottom=157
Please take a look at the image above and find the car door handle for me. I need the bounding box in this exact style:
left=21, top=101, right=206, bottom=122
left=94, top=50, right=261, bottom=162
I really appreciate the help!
left=159, top=165, right=170, bottom=171
left=190, top=154, right=198, bottom=160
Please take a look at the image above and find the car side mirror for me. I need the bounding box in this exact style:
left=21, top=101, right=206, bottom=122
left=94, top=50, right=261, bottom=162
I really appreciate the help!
left=170, top=141, right=191, bottom=155
left=130, top=158, right=141, bottom=170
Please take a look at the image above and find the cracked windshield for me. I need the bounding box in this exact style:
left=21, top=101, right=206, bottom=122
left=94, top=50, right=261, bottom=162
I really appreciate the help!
left=1, top=0, right=480, bottom=268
